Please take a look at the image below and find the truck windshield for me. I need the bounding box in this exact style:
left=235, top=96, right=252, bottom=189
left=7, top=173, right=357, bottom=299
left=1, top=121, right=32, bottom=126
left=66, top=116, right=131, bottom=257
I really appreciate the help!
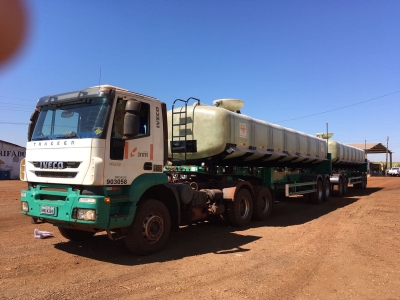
left=31, top=97, right=109, bottom=140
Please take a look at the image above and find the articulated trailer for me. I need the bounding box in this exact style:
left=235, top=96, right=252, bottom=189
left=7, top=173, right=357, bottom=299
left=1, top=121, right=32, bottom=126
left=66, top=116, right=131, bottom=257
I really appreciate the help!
left=20, top=85, right=367, bottom=255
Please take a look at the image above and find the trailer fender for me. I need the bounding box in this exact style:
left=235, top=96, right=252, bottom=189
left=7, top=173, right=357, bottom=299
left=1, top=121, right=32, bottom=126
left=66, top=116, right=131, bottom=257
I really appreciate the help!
left=222, top=181, right=254, bottom=201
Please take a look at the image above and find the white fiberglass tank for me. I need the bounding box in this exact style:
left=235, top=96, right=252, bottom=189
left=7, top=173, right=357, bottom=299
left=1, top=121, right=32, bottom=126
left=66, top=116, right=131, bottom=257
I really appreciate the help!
left=328, top=140, right=365, bottom=165
left=167, top=99, right=327, bottom=165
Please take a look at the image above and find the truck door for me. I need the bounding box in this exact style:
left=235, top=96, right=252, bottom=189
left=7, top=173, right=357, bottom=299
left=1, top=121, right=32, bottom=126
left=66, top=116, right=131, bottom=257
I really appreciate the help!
left=104, top=97, right=154, bottom=185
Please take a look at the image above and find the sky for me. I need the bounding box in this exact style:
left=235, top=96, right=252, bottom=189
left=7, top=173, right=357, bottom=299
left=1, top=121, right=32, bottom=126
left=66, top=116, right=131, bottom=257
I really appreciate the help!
left=1, top=0, right=400, bottom=163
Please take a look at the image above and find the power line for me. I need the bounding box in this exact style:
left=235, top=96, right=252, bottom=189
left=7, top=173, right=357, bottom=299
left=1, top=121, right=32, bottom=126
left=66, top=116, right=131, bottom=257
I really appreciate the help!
left=275, top=90, right=400, bottom=123
left=0, top=102, right=34, bottom=108
left=0, top=121, right=29, bottom=125
left=0, top=96, right=36, bottom=101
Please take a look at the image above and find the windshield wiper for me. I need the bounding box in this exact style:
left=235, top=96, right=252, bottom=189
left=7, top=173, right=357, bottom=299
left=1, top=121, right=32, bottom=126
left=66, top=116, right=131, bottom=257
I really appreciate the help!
left=33, top=135, right=52, bottom=140
left=58, top=131, right=81, bottom=139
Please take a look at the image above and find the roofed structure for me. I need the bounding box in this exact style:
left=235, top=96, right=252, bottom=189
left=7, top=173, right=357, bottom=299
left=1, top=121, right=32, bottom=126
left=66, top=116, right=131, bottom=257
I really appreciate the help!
left=348, top=142, right=393, bottom=168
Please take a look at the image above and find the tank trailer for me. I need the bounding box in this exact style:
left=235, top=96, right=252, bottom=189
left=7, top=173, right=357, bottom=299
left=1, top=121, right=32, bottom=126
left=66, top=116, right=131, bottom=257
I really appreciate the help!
left=20, top=85, right=367, bottom=255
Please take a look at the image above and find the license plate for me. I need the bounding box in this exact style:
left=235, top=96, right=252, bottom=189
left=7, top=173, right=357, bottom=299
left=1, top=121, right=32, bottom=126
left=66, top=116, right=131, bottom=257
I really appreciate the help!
left=41, top=206, right=55, bottom=215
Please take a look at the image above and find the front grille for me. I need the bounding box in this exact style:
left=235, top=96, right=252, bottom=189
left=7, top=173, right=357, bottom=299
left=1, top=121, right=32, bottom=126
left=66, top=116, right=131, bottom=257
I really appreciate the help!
left=32, top=161, right=81, bottom=169
left=35, top=171, right=77, bottom=178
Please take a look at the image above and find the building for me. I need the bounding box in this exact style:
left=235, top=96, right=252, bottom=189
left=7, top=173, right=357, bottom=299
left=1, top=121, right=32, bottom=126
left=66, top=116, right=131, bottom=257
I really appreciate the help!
left=0, top=140, right=26, bottom=179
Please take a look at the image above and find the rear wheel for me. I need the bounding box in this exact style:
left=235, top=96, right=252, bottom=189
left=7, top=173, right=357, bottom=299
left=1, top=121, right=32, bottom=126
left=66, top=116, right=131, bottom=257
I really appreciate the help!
left=124, top=199, right=171, bottom=256
left=361, top=174, right=367, bottom=189
left=226, top=188, right=253, bottom=226
left=252, top=187, right=273, bottom=221
left=323, top=179, right=330, bottom=201
left=310, top=179, right=323, bottom=204
left=58, top=227, right=95, bottom=241
left=335, top=177, right=344, bottom=197
left=354, top=174, right=367, bottom=189
left=343, top=177, right=348, bottom=195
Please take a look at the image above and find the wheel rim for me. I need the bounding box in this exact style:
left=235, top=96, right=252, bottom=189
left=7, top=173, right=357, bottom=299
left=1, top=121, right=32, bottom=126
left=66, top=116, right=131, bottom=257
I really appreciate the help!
left=239, top=196, right=250, bottom=219
left=142, top=213, right=164, bottom=244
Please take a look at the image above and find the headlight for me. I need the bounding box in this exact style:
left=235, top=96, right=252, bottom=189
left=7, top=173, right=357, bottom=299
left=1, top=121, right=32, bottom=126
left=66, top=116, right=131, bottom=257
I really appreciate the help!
left=21, top=202, right=29, bottom=212
left=21, top=192, right=26, bottom=197
left=78, top=198, right=96, bottom=203
left=76, top=209, right=96, bottom=221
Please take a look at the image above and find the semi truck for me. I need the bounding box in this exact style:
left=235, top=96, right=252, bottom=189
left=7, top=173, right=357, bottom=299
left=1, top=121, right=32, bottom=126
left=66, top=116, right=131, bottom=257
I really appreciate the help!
left=20, top=85, right=368, bottom=255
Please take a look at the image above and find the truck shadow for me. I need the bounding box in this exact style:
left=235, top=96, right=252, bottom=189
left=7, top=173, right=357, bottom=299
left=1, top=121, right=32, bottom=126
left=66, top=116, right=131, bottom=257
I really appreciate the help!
left=54, top=224, right=261, bottom=265
left=53, top=187, right=382, bottom=265
left=266, top=187, right=382, bottom=227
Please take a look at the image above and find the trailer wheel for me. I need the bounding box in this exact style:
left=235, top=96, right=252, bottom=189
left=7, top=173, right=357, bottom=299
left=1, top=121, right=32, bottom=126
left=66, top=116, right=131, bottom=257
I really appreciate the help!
left=226, top=188, right=253, bottom=227
left=310, top=179, right=323, bottom=204
left=335, top=177, right=344, bottom=197
left=354, top=174, right=367, bottom=189
left=323, top=179, right=330, bottom=201
left=252, top=187, right=273, bottom=221
left=361, top=174, right=367, bottom=189
left=58, top=227, right=95, bottom=241
left=343, top=177, right=348, bottom=195
left=124, top=199, right=171, bottom=256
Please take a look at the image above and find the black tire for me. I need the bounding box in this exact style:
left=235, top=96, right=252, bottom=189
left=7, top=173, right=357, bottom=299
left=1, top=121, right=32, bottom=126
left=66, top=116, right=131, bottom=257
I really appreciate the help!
left=31, top=217, right=39, bottom=224
left=124, top=199, right=171, bottom=256
left=361, top=174, right=367, bottom=189
left=226, top=188, right=253, bottom=227
left=252, top=187, right=273, bottom=221
left=323, top=179, right=330, bottom=201
left=58, top=227, right=95, bottom=241
left=354, top=174, right=367, bottom=189
left=335, top=177, right=344, bottom=197
left=310, top=179, right=323, bottom=204
left=343, top=177, right=348, bottom=195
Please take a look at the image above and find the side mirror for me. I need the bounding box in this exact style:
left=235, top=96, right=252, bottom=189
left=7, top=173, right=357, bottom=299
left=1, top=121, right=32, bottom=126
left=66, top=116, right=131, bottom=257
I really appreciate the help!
left=123, top=100, right=141, bottom=139
left=123, top=114, right=139, bottom=139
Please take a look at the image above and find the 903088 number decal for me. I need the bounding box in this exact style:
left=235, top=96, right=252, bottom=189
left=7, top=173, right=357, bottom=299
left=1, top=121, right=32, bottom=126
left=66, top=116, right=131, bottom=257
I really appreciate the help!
left=106, top=178, right=128, bottom=184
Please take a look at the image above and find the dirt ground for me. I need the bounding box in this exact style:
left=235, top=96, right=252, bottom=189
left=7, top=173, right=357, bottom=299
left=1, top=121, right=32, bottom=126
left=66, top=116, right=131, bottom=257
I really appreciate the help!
left=1, top=177, right=399, bottom=300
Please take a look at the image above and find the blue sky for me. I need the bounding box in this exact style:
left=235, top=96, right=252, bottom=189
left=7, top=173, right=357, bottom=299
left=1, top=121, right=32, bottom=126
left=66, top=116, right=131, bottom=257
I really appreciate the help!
left=1, top=0, right=399, bottom=163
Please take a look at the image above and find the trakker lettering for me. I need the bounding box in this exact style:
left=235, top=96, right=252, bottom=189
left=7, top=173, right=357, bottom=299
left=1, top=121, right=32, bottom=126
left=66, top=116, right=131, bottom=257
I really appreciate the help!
left=33, top=141, right=75, bottom=147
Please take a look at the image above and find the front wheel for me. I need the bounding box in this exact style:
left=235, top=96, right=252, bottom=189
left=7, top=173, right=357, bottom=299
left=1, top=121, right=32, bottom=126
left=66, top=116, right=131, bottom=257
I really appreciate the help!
left=58, top=227, right=95, bottom=241
left=124, top=199, right=171, bottom=256
left=226, top=188, right=253, bottom=227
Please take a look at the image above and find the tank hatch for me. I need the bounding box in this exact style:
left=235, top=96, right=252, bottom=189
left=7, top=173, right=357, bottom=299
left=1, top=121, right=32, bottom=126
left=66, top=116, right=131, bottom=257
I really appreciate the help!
left=213, top=99, right=244, bottom=112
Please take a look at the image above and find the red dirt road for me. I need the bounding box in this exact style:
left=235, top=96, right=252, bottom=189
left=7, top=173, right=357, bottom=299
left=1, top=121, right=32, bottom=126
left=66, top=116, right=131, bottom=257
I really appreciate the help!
left=1, top=177, right=399, bottom=299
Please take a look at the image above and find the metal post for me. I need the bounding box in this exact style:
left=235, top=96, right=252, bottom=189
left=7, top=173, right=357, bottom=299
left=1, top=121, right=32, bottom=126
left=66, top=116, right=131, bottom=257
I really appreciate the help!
left=326, top=122, right=329, bottom=155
